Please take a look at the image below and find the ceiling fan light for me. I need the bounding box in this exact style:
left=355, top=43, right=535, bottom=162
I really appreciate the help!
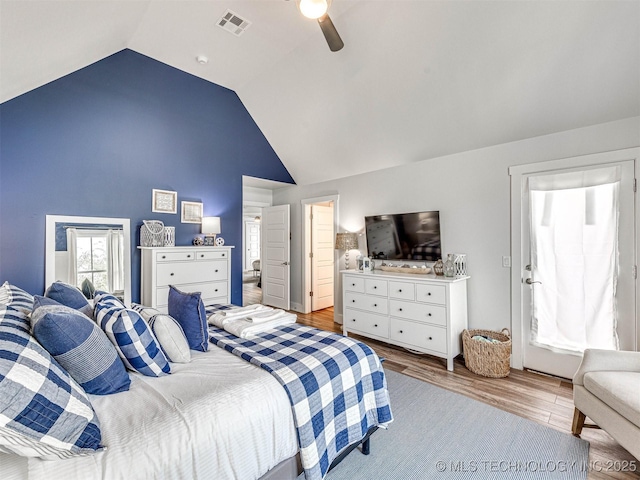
left=297, top=0, right=330, bottom=20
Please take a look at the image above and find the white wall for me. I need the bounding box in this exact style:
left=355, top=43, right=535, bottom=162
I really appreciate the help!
left=273, top=117, right=640, bottom=331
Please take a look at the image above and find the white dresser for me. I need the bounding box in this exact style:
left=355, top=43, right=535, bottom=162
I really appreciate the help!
left=342, top=270, right=469, bottom=371
left=140, top=246, right=233, bottom=312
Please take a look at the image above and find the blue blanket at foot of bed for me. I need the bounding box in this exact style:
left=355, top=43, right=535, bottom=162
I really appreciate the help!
left=209, top=324, right=393, bottom=480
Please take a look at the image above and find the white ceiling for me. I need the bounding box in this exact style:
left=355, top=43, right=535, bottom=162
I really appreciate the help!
left=1, top=1, right=639, bottom=186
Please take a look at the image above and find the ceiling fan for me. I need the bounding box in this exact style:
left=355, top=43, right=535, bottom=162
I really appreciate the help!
left=294, top=0, right=344, bottom=52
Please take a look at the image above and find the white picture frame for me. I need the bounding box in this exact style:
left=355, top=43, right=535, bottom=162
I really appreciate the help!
left=181, top=201, right=203, bottom=224
left=152, top=189, right=177, bottom=214
left=362, top=257, right=372, bottom=272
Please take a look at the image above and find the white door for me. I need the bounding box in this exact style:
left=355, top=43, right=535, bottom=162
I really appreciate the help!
left=261, top=205, right=290, bottom=310
left=311, top=204, right=334, bottom=311
left=512, top=151, right=637, bottom=380
left=244, top=220, right=261, bottom=271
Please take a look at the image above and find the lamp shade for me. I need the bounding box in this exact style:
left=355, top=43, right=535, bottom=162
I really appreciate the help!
left=201, top=216, right=221, bottom=235
left=296, top=0, right=331, bottom=19
left=335, top=232, right=358, bottom=250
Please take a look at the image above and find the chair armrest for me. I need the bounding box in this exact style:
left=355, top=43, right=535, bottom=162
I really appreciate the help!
left=573, top=349, right=640, bottom=385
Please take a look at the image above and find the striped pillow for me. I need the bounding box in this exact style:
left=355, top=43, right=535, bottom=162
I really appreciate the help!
left=0, top=304, right=103, bottom=459
left=0, top=282, right=34, bottom=313
left=94, top=299, right=170, bottom=377
left=31, top=296, right=130, bottom=395
left=132, top=304, right=191, bottom=363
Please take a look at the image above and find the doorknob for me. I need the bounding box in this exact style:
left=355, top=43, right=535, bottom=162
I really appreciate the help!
left=282, top=261, right=290, bottom=266
left=525, top=278, right=542, bottom=285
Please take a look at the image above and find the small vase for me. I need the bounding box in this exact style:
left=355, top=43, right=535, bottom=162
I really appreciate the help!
left=444, top=254, right=455, bottom=277
left=433, top=258, right=444, bottom=276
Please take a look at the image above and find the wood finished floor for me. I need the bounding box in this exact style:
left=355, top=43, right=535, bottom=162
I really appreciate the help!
left=242, top=276, right=639, bottom=479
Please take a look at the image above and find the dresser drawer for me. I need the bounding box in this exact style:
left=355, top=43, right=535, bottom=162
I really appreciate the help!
left=344, top=308, right=389, bottom=339
left=416, top=284, right=446, bottom=305
left=365, top=278, right=388, bottom=296
left=157, top=281, right=228, bottom=307
left=344, top=275, right=365, bottom=293
left=156, top=251, right=196, bottom=262
left=390, top=318, right=447, bottom=354
left=344, top=291, right=388, bottom=315
left=157, top=260, right=227, bottom=286
left=389, top=300, right=447, bottom=327
left=195, top=250, right=229, bottom=260
left=389, top=281, right=415, bottom=300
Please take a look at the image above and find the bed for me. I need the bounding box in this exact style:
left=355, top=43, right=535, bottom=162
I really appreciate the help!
left=0, top=288, right=392, bottom=480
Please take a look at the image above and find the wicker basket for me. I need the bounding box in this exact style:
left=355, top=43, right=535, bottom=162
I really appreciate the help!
left=140, top=220, right=165, bottom=247
left=462, top=328, right=511, bottom=378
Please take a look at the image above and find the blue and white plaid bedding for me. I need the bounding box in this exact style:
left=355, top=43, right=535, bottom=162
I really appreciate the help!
left=209, top=322, right=393, bottom=480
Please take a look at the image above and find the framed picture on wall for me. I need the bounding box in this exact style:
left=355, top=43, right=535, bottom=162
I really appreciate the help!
left=181, top=201, right=203, bottom=224
left=152, top=189, right=178, bottom=214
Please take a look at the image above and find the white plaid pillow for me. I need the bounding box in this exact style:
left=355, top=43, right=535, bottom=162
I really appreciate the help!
left=0, top=282, right=34, bottom=313
left=0, top=304, right=103, bottom=459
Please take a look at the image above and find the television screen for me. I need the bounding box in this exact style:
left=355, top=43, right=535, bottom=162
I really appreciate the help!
left=365, top=211, right=441, bottom=261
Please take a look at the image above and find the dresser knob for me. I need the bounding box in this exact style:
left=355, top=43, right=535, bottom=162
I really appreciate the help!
left=374, top=304, right=377, bottom=307
left=215, top=269, right=219, bottom=273
left=399, top=330, right=403, bottom=334
left=352, top=283, right=355, bottom=286
left=352, top=300, right=355, bottom=303
left=374, top=324, right=378, bottom=327
left=162, top=255, right=166, bottom=259
left=222, top=254, right=225, bottom=257
left=428, top=313, right=432, bottom=317
left=428, top=336, right=433, bottom=340
left=399, top=308, right=403, bottom=311
left=170, top=273, right=174, bottom=276
left=187, top=255, right=191, bottom=258
left=373, top=286, right=377, bottom=289
left=352, top=319, right=356, bottom=322
left=398, top=289, right=402, bottom=292
left=215, top=289, right=218, bottom=292
left=201, top=254, right=204, bottom=258
left=428, top=292, right=432, bottom=296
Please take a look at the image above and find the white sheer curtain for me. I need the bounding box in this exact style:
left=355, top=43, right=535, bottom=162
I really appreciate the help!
left=107, top=229, right=124, bottom=293
left=66, top=227, right=79, bottom=287
left=529, top=166, right=620, bottom=353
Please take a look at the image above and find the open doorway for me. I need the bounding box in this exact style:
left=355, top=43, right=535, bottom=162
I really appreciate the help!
left=301, top=195, right=339, bottom=314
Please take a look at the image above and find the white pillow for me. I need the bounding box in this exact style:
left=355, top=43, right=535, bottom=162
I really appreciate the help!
left=132, top=305, right=191, bottom=363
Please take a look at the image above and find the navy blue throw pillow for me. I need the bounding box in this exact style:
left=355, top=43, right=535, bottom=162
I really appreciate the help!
left=168, top=285, right=208, bottom=352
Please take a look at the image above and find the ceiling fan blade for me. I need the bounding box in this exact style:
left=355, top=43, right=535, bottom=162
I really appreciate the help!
left=317, top=14, right=344, bottom=52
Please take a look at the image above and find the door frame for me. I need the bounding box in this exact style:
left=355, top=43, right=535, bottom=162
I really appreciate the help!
left=300, top=195, right=340, bottom=315
left=509, top=148, right=639, bottom=370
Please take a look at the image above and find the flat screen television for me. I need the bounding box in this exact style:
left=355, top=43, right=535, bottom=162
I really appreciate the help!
left=364, top=211, right=441, bottom=261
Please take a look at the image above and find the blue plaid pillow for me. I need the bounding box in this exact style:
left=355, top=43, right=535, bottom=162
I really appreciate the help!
left=0, top=281, right=34, bottom=313
left=31, top=296, right=131, bottom=395
left=94, top=299, right=170, bottom=377
left=168, top=285, right=208, bottom=352
left=44, top=281, right=93, bottom=318
left=0, top=304, right=103, bottom=459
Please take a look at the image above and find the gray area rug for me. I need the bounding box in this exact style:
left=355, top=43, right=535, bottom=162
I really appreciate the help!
left=314, top=369, right=589, bottom=479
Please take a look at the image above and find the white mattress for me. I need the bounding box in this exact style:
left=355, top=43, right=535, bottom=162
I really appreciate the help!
left=1, top=346, right=298, bottom=480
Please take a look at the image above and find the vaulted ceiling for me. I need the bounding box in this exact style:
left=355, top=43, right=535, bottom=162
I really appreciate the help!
left=1, top=1, right=639, bottom=185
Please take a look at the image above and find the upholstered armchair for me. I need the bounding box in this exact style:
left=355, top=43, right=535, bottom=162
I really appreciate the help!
left=572, top=349, right=640, bottom=459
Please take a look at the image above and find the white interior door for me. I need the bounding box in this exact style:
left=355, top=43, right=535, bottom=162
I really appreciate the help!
left=261, top=205, right=290, bottom=310
left=511, top=151, right=637, bottom=380
left=244, top=220, right=261, bottom=271
left=311, top=204, right=334, bottom=311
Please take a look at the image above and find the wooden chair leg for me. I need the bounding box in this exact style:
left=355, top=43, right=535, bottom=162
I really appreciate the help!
left=572, top=407, right=586, bottom=436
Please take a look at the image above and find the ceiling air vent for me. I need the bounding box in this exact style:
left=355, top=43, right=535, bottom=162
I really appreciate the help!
left=217, top=10, right=251, bottom=36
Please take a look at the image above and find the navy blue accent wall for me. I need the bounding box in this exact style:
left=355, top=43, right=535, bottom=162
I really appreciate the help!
left=0, top=49, right=294, bottom=303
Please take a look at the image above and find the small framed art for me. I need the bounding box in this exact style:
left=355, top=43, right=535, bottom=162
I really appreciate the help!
left=181, top=201, right=203, bottom=224
left=152, top=189, right=177, bottom=214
